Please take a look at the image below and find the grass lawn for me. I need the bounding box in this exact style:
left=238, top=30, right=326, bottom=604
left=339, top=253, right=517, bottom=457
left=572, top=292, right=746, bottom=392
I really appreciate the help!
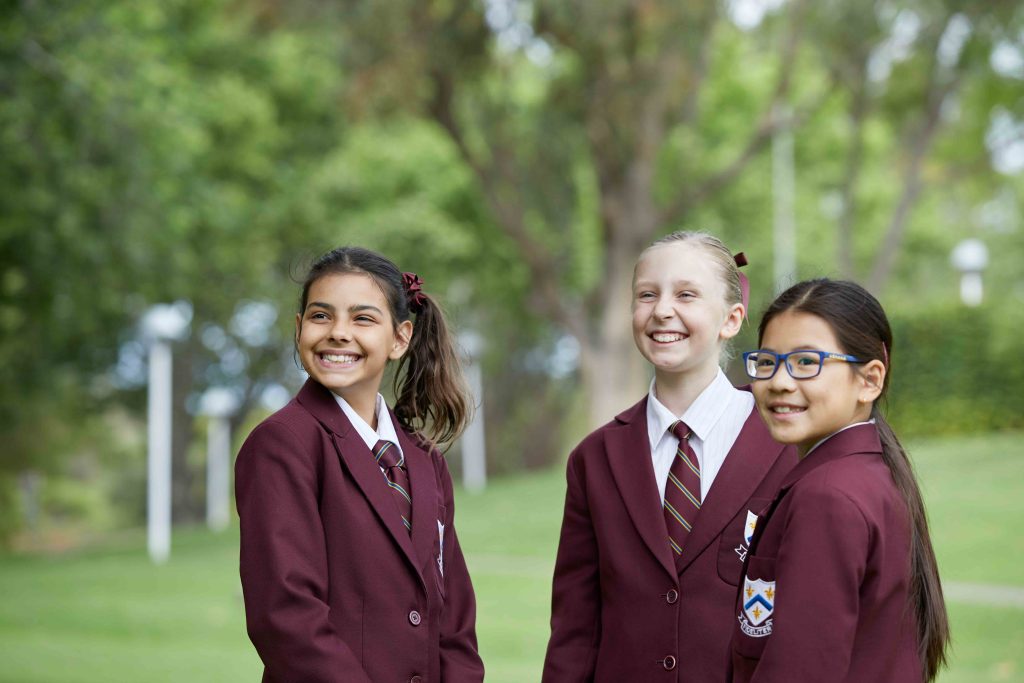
left=0, top=431, right=1020, bottom=682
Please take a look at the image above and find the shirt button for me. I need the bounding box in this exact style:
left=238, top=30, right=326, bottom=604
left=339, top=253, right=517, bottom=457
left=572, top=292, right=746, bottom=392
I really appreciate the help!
left=408, top=610, right=422, bottom=626
left=665, top=589, right=679, bottom=604
left=661, top=655, right=677, bottom=671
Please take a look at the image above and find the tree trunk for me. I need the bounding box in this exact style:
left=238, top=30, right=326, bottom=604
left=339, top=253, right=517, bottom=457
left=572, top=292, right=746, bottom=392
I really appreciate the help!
left=577, top=192, right=657, bottom=429
left=836, top=74, right=869, bottom=279
left=578, top=293, right=649, bottom=430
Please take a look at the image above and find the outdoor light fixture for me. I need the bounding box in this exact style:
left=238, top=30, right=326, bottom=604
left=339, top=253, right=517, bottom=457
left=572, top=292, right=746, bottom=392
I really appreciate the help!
left=950, top=239, right=990, bottom=307
left=198, top=387, right=240, bottom=533
left=140, top=302, right=191, bottom=564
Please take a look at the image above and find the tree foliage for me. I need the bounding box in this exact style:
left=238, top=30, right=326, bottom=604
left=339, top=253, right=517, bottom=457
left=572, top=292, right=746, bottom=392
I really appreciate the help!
left=304, top=0, right=1024, bottom=425
left=2, top=0, right=1022, bottom=540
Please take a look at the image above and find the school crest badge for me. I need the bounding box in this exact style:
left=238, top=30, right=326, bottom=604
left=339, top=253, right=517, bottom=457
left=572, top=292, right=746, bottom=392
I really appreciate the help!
left=738, top=576, right=775, bottom=637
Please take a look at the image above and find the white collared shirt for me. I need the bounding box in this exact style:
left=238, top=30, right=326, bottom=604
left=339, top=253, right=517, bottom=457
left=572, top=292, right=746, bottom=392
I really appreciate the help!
left=331, top=391, right=404, bottom=462
left=647, top=369, right=755, bottom=502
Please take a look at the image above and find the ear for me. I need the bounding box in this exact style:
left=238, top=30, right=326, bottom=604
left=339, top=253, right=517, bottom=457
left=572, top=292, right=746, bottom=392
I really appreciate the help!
left=294, top=313, right=302, bottom=346
left=389, top=319, right=414, bottom=360
left=718, top=302, right=745, bottom=341
left=858, top=359, right=886, bottom=404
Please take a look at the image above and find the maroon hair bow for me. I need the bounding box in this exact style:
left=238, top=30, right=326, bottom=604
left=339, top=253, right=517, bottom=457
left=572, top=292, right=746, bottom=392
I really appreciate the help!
left=733, top=252, right=750, bottom=319
left=401, top=272, right=427, bottom=313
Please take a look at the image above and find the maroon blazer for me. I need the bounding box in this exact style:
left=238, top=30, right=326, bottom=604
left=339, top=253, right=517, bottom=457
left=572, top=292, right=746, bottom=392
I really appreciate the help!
left=235, top=380, right=484, bottom=683
left=542, top=396, right=797, bottom=682
left=730, top=423, right=922, bottom=682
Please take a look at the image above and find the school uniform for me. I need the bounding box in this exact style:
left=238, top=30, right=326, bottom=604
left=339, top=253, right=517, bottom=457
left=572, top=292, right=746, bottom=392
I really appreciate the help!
left=235, top=379, right=484, bottom=683
left=730, top=422, right=922, bottom=683
left=542, top=372, right=797, bottom=682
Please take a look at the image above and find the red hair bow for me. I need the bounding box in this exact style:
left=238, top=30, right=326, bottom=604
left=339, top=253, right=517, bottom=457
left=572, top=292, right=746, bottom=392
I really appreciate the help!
left=734, top=252, right=750, bottom=319
left=401, top=272, right=427, bottom=313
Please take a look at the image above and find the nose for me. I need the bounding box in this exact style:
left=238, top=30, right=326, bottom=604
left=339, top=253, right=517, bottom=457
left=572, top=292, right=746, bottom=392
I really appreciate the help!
left=652, top=293, right=674, bottom=320
left=328, top=318, right=352, bottom=343
left=765, top=363, right=797, bottom=392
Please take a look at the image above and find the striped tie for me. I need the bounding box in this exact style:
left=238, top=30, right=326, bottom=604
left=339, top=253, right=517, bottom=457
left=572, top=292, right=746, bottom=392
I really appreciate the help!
left=664, top=420, right=701, bottom=555
left=373, top=439, right=412, bottom=533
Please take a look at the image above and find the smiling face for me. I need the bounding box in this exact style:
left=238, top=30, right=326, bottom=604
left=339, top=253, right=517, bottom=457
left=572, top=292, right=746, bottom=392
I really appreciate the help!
left=752, top=310, right=884, bottom=457
left=631, top=242, right=744, bottom=383
left=295, top=272, right=412, bottom=411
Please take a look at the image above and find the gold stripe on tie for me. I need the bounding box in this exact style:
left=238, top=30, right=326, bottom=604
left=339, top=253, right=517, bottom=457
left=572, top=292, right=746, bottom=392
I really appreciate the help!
left=663, top=420, right=701, bottom=554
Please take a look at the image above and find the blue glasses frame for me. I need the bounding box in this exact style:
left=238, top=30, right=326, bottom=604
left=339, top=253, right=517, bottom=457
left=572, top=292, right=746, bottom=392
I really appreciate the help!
left=742, top=349, right=864, bottom=380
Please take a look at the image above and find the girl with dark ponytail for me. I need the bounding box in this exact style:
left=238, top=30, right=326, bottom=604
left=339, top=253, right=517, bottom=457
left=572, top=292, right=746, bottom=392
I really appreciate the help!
left=730, top=278, right=949, bottom=683
left=236, top=247, right=483, bottom=682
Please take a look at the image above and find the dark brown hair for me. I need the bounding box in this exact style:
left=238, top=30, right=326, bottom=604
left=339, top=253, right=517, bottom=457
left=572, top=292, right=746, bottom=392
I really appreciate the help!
left=758, top=278, right=949, bottom=681
left=299, top=247, right=471, bottom=445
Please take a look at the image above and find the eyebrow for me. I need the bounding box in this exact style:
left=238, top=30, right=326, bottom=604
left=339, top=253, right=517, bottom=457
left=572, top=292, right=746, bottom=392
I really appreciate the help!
left=758, top=344, right=821, bottom=352
left=634, top=279, right=701, bottom=290
left=349, top=304, right=383, bottom=315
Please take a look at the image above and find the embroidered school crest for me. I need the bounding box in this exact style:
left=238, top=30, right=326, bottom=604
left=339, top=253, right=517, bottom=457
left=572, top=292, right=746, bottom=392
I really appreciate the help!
left=738, top=576, right=775, bottom=637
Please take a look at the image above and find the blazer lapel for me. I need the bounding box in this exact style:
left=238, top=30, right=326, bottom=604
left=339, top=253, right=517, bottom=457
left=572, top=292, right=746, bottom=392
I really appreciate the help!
left=395, top=423, right=438, bottom=578
left=605, top=398, right=677, bottom=579
left=296, top=380, right=422, bottom=579
left=331, top=429, right=421, bottom=571
left=674, top=410, right=785, bottom=574
left=778, top=423, right=884, bottom=491
left=750, top=424, right=881, bottom=553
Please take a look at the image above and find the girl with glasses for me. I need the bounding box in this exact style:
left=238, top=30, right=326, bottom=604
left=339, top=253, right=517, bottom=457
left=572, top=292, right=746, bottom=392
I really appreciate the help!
left=730, top=278, right=949, bottom=682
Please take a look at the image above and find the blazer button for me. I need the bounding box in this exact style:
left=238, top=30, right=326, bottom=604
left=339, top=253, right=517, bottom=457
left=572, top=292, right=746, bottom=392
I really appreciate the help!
left=409, top=677, right=423, bottom=683
left=660, top=655, right=677, bottom=671
left=408, top=610, right=422, bottom=626
left=665, top=589, right=679, bottom=604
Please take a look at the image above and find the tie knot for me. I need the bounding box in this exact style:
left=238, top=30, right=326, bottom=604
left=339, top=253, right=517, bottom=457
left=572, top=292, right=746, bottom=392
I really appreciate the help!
left=373, top=439, right=403, bottom=469
left=670, top=420, right=692, bottom=442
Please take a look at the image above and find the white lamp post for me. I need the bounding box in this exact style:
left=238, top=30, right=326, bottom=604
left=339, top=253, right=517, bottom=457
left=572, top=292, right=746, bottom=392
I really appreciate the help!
left=140, top=302, right=191, bottom=564
left=198, top=387, right=239, bottom=532
left=950, top=239, right=989, bottom=307
left=458, top=331, right=487, bottom=493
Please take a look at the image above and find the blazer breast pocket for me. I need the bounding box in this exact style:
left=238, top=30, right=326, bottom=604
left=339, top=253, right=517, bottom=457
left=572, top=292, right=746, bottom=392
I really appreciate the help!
left=733, top=554, right=777, bottom=660
left=717, top=497, right=772, bottom=585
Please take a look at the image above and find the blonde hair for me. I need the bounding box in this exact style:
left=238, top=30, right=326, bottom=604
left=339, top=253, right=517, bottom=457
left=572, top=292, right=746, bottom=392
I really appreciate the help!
left=635, top=230, right=745, bottom=365
left=640, top=230, right=744, bottom=308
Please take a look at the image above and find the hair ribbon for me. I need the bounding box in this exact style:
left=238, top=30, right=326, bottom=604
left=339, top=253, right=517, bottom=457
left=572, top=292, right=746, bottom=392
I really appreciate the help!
left=401, top=272, right=428, bottom=313
left=733, top=252, right=750, bottom=319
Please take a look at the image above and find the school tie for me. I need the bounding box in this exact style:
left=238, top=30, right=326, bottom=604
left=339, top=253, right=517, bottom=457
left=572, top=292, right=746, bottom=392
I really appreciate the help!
left=664, top=420, right=702, bottom=555
left=373, top=439, right=412, bottom=533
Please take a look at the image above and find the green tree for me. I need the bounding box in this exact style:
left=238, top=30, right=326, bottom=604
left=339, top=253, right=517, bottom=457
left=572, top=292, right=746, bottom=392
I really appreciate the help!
left=284, top=0, right=1023, bottom=427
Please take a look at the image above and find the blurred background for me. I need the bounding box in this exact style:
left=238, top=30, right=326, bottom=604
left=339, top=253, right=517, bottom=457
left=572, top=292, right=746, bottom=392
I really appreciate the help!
left=2, top=0, right=1022, bottom=681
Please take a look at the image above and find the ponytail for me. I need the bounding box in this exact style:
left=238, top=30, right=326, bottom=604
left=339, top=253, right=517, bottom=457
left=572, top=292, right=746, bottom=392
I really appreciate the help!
left=873, top=411, right=950, bottom=681
left=393, top=292, right=472, bottom=445
left=760, top=278, right=950, bottom=680
left=299, top=246, right=472, bottom=446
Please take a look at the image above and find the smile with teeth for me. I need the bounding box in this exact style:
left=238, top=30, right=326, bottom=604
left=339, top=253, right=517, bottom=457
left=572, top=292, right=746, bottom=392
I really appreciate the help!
left=320, top=352, right=360, bottom=364
left=651, top=332, right=686, bottom=343
left=771, top=405, right=805, bottom=414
